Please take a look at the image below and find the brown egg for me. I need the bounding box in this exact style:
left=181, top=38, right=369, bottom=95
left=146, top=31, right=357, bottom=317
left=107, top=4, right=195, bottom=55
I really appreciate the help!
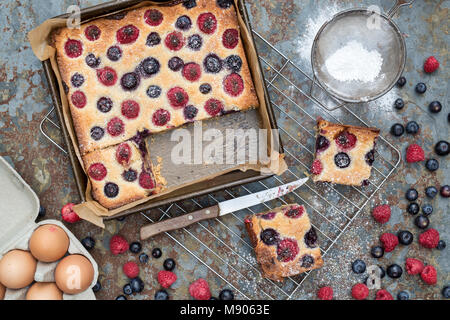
left=0, top=282, right=5, bottom=300
left=55, top=254, right=94, bottom=294
left=29, top=224, right=70, bottom=262
left=0, top=250, right=37, bottom=289
left=26, top=282, right=63, bottom=300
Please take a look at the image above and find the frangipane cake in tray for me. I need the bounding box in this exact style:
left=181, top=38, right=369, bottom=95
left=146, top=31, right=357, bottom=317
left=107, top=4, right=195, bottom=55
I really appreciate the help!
left=244, top=204, right=323, bottom=281
left=52, top=0, right=259, bottom=208
left=311, top=118, right=380, bottom=186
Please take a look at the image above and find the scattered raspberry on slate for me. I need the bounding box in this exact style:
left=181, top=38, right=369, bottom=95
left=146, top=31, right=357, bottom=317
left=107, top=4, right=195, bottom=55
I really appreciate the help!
left=406, top=144, right=425, bottom=163
left=423, top=56, right=439, bottom=73
left=157, top=270, right=177, bottom=288
left=419, top=228, right=440, bottom=249
left=317, top=286, right=333, bottom=300
left=405, top=258, right=425, bottom=275
left=123, top=262, right=140, bottom=279
left=351, top=283, right=369, bottom=300
left=110, top=235, right=129, bottom=255
left=189, top=278, right=211, bottom=300
left=421, top=265, right=437, bottom=285
left=375, top=289, right=393, bottom=300
left=380, top=233, right=399, bottom=252
left=61, top=203, right=81, bottom=223
left=372, top=204, right=391, bottom=224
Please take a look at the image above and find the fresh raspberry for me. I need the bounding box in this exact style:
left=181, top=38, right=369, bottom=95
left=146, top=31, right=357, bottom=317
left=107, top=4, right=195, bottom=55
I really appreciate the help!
left=116, top=143, right=131, bottom=166
left=84, top=25, right=101, bottom=41
left=97, top=67, right=118, bottom=86
left=311, top=159, right=323, bottom=175
left=380, top=233, right=398, bottom=252
left=116, top=25, right=139, bottom=44
left=61, top=203, right=81, bottom=223
left=335, top=131, right=357, bottom=150
left=152, top=109, right=171, bottom=127
left=223, top=73, right=244, bottom=97
left=189, top=279, right=211, bottom=300
left=406, top=144, right=425, bottom=163
left=284, top=205, right=304, bottom=219
left=64, top=39, right=83, bottom=58
left=351, top=283, right=369, bottom=300
left=405, top=258, right=424, bottom=275
left=121, top=100, right=140, bottom=119
left=109, top=235, right=129, bottom=255
left=157, top=271, right=177, bottom=288
left=421, top=265, right=437, bottom=285
left=144, top=9, right=163, bottom=26
left=107, top=117, right=125, bottom=137
left=88, top=163, right=107, bottom=181
left=182, top=63, right=202, bottom=82
left=204, top=98, right=224, bottom=116
left=197, top=13, right=217, bottom=34
left=71, top=91, right=87, bottom=108
left=419, top=228, right=440, bottom=249
left=123, top=262, right=139, bottom=278
left=164, top=31, right=185, bottom=51
left=222, top=28, right=239, bottom=49
left=276, top=238, right=299, bottom=262
left=167, top=87, right=189, bottom=108
left=372, top=204, right=391, bottom=224
left=317, top=286, right=333, bottom=300
left=375, top=289, right=393, bottom=300
left=423, top=56, right=439, bottom=73
left=139, top=172, right=155, bottom=189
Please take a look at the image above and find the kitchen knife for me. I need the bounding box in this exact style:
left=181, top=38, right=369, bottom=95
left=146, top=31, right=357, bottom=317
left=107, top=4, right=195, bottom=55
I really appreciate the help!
left=140, top=177, right=308, bottom=240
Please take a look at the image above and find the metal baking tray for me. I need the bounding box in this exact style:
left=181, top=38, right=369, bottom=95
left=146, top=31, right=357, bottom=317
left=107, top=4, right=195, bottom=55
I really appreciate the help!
left=41, top=0, right=282, bottom=220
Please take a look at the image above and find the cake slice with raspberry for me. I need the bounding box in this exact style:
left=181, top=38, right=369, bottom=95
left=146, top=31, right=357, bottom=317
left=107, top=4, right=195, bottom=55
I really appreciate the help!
left=311, top=118, right=380, bottom=186
left=244, top=204, right=323, bottom=281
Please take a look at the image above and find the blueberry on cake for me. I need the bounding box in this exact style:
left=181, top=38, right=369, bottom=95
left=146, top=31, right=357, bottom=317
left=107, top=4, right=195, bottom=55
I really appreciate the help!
left=244, top=204, right=323, bottom=281
left=311, top=118, right=380, bottom=186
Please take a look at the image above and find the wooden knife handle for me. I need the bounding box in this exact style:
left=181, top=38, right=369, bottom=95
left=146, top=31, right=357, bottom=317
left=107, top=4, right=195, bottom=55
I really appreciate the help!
left=140, top=205, right=221, bottom=240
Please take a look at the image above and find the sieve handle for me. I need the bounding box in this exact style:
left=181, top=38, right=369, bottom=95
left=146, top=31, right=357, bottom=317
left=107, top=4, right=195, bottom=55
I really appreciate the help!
left=387, top=0, right=415, bottom=18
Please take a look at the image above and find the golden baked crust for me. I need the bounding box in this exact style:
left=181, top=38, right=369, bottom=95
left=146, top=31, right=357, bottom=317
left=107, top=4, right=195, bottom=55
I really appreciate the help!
left=244, top=204, right=323, bottom=281
left=52, top=0, right=259, bottom=155
left=311, top=118, right=380, bottom=186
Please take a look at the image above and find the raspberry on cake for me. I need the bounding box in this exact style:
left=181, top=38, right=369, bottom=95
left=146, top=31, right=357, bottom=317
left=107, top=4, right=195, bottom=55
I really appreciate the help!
left=311, top=118, right=380, bottom=186
left=244, top=204, right=323, bottom=281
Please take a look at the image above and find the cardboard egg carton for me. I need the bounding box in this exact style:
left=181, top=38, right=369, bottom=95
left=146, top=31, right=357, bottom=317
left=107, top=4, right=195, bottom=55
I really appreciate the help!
left=0, top=157, right=98, bottom=300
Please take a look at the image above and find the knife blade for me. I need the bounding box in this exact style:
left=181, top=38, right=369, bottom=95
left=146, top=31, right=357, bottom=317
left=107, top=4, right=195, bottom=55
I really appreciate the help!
left=140, top=177, right=309, bottom=240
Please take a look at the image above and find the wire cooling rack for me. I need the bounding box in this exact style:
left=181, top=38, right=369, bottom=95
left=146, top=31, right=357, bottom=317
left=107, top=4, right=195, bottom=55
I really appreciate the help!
left=40, top=29, right=401, bottom=300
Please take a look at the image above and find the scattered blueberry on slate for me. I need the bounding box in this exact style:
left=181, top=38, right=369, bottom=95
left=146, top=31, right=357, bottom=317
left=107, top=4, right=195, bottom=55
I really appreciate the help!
left=390, top=123, right=405, bottom=136
left=81, top=236, right=96, bottom=250
left=352, top=259, right=366, bottom=274
left=155, top=289, right=169, bottom=300
left=130, top=241, right=142, bottom=253
left=405, top=121, right=420, bottom=134
left=396, top=76, right=406, bottom=87
left=422, top=204, right=433, bottom=216
left=152, top=248, right=162, bottom=258
left=425, top=159, right=439, bottom=172
left=443, top=286, right=450, bottom=299
left=397, top=291, right=410, bottom=300
left=425, top=186, right=438, bottom=198
left=139, top=253, right=149, bottom=263
left=130, top=277, right=145, bottom=293
left=116, top=295, right=127, bottom=300
left=435, top=141, right=449, bottom=156
left=415, top=82, right=427, bottom=94
left=370, top=246, right=384, bottom=259
left=123, top=283, right=133, bottom=295
left=379, top=266, right=386, bottom=279
left=414, top=215, right=430, bottom=229
left=394, top=98, right=405, bottom=110
left=405, top=188, right=419, bottom=201
left=407, top=202, right=420, bottom=215
left=436, top=240, right=446, bottom=250
left=38, top=205, right=46, bottom=218
left=397, top=230, right=414, bottom=245
left=387, top=264, right=403, bottom=279
left=92, top=280, right=102, bottom=293
left=219, top=289, right=235, bottom=300
left=441, top=185, right=450, bottom=198
left=428, top=101, right=442, bottom=113
left=163, top=258, right=176, bottom=271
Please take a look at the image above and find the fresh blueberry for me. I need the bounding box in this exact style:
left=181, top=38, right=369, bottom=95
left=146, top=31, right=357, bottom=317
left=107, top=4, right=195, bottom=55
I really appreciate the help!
left=428, top=101, right=442, bottom=113
left=405, top=121, right=419, bottom=134
left=152, top=248, right=162, bottom=258
left=415, top=82, right=427, bottom=94
left=71, top=73, right=85, bottom=87
left=130, top=277, right=144, bottom=293
left=390, top=123, right=405, bottom=137
left=38, top=205, right=46, bottom=218
left=352, top=259, right=366, bottom=274
left=175, top=15, right=192, bottom=30
left=85, top=53, right=101, bottom=68
left=217, top=0, right=233, bottom=8
left=123, top=283, right=133, bottom=295
left=121, top=72, right=140, bottom=91
left=370, top=246, right=384, bottom=259
left=107, top=46, right=122, bottom=61
left=396, top=76, right=406, bottom=87
left=441, top=185, right=450, bottom=198
left=146, top=85, right=162, bottom=98
left=146, top=32, right=161, bottom=47
left=442, top=286, right=450, bottom=299
left=168, top=57, right=184, bottom=72
left=139, top=57, right=160, bottom=78
left=155, top=289, right=169, bottom=300
left=394, top=98, right=405, bottom=110
left=422, top=204, right=433, bottom=216
left=90, top=126, right=105, bottom=141
left=435, top=141, right=449, bottom=156
left=379, top=266, right=386, bottom=279
left=414, top=215, right=429, bottom=229
left=397, top=230, right=413, bottom=245
left=225, top=55, right=242, bottom=72
left=260, top=228, right=280, bottom=246
left=436, top=240, right=446, bottom=250
left=219, top=289, right=234, bottom=300
left=97, top=97, right=113, bottom=113
left=104, top=183, right=119, bottom=198
left=130, top=241, right=142, bottom=253
left=183, top=0, right=197, bottom=9
left=139, top=253, right=149, bottom=263
left=199, top=83, right=212, bottom=94
left=397, top=291, right=410, bottom=300
left=163, top=258, right=176, bottom=271
left=304, top=227, right=318, bottom=248
left=122, top=169, right=138, bottom=182
left=183, top=105, right=198, bottom=120
left=405, top=188, right=418, bottom=201
left=81, top=236, right=96, bottom=250
left=425, top=186, right=438, bottom=198
left=116, top=295, right=127, bottom=300
left=203, top=54, right=222, bottom=73
left=407, top=202, right=420, bottom=215
left=334, top=152, right=351, bottom=168
left=387, top=264, right=403, bottom=279
left=92, top=280, right=102, bottom=293
left=425, top=159, right=439, bottom=172
left=187, top=34, right=203, bottom=51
